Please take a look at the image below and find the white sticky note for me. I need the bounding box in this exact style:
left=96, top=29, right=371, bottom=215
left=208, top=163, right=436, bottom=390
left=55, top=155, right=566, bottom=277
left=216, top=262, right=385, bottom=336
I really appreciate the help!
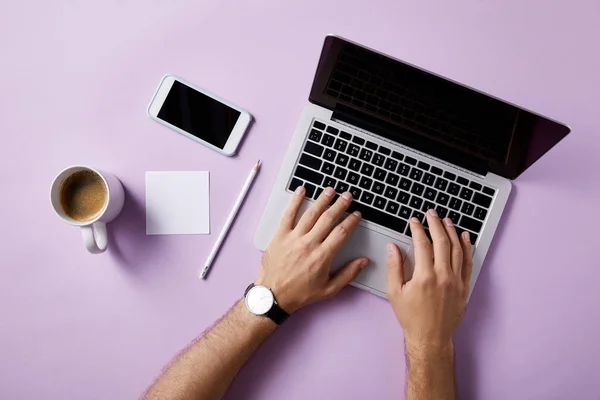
left=145, top=171, right=210, bottom=235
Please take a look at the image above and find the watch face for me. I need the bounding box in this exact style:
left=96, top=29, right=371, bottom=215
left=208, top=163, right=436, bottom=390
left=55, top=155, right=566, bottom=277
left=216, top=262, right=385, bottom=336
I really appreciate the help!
left=245, top=285, right=274, bottom=315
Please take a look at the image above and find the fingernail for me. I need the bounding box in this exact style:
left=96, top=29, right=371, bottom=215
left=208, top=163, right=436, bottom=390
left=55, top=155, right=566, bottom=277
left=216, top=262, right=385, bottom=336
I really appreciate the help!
left=428, top=209, right=438, bottom=217
left=410, top=217, right=420, bottom=224
left=444, top=218, right=453, bottom=226
left=353, top=211, right=362, bottom=218
left=360, top=259, right=370, bottom=269
left=295, top=186, right=305, bottom=195
left=464, top=231, right=470, bottom=241
left=388, top=243, right=397, bottom=254
left=324, top=187, right=335, bottom=196
left=341, top=192, right=352, bottom=201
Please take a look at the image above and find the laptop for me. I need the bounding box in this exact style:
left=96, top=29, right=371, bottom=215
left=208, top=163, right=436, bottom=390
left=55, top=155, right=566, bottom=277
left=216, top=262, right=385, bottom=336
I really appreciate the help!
left=254, top=35, right=570, bottom=298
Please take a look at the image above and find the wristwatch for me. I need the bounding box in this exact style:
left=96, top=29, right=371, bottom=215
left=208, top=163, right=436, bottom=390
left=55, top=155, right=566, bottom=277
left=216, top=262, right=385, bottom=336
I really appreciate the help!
left=244, top=283, right=289, bottom=325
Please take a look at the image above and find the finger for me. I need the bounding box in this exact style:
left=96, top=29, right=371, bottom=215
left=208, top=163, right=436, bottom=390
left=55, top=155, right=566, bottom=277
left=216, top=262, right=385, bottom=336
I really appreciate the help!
left=277, top=185, right=305, bottom=232
left=425, top=209, right=451, bottom=271
left=294, top=187, right=336, bottom=234
left=386, top=243, right=405, bottom=295
left=409, top=217, right=434, bottom=276
left=325, top=257, right=370, bottom=298
left=460, top=231, right=474, bottom=287
left=308, top=192, right=354, bottom=242
left=442, top=217, right=463, bottom=278
left=321, top=209, right=362, bottom=254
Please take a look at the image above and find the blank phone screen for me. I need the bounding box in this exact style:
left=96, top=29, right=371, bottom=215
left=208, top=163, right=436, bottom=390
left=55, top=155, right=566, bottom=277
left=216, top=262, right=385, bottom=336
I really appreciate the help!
left=157, top=80, right=241, bottom=149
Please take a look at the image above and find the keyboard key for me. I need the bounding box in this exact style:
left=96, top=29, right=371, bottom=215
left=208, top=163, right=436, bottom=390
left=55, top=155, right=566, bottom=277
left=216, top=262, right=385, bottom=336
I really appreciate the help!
left=448, top=211, right=460, bottom=225
left=294, top=165, right=324, bottom=185
left=374, top=196, right=387, bottom=209
left=397, top=191, right=410, bottom=204
left=461, top=202, right=474, bottom=215
left=409, top=168, right=423, bottom=181
left=384, top=186, right=398, bottom=200
left=309, top=129, right=322, bottom=142
left=340, top=131, right=352, bottom=140
left=399, top=206, right=412, bottom=219
left=385, top=172, right=399, bottom=186
left=304, top=183, right=316, bottom=198
left=399, top=178, right=412, bottom=191
left=474, top=207, right=487, bottom=220
left=359, top=148, right=373, bottom=162
left=436, top=192, right=449, bottom=205
left=322, top=134, right=335, bottom=147
left=483, top=186, right=495, bottom=196
left=360, top=163, right=374, bottom=176
left=409, top=196, right=423, bottom=209
left=384, top=158, right=398, bottom=172
left=346, top=201, right=407, bottom=234
left=374, top=168, right=387, bottom=182
left=323, top=148, right=336, bottom=162
left=449, top=197, right=462, bottom=210
left=448, top=183, right=460, bottom=195
left=326, top=126, right=339, bottom=135
left=457, top=176, right=469, bottom=185
left=366, top=141, right=378, bottom=150
left=469, top=181, right=482, bottom=191
left=430, top=166, right=443, bottom=175
left=373, top=153, right=385, bottom=166
left=321, top=162, right=335, bottom=175
left=412, top=210, right=425, bottom=222
left=386, top=201, right=400, bottom=214
left=347, top=172, right=360, bottom=185
left=334, top=138, right=348, bottom=152
left=347, top=144, right=360, bottom=157
left=398, top=163, right=410, bottom=176
left=459, top=187, right=473, bottom=201
left=335, top=153, right=349, bottom=167
left=299, top=153, right=322, bottom=170
left=359, top=176, right=373, bottom=190
left=336, top=181, right=349, bottom=193
left=435, top=205, right=448, bottom=219
left=405, top=156, right=417, bottom=165
left=421, top=200, right=435, bottom=212
left=411, top=182, right=425, bottom=196
left=304, top=141, right=324, bottom=157
left=459, top=216, right=483, bottom=233
left=323, top=177, right=336, bottom=188
left=473, top=192, right=492, bottom=208
left=313, top=121, right=325, bottom=130
left=423, top=187, right=437, bottom=201
left=314, top=187, right=323, bottom=199
left=417, top=161, right=430, bottom=170
left=434, top=177, right=448, bottom=191
left=334, top=167, right=348, bottom=180
left=391, top=151, right=404, bottom=161
left=361, top=191, right=374, bottom=205
left=372, top=182, right=385, bottom=195
left=288, top=177, right=303, bottom=192
left=443, top=171, right=456, bottom=181
left=379, top=146, right=391, bottom=155
left=352, top=136, right=365, bottom=145
left=348, top=158, right=361, bottom=172
left=422, top=173, right=436, bottom=186
left=349, top=186, right=362, bottom=199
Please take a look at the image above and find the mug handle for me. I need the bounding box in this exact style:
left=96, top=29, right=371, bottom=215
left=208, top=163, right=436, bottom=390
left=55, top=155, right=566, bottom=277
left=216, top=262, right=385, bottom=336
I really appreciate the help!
left=81, top=222, right=108, bottom=254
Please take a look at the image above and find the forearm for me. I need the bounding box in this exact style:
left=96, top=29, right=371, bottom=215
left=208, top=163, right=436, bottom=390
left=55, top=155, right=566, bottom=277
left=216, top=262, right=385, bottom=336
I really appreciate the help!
left=405, top=341, right=455, bottom=400
left=144, top=301, right=276, bottom=400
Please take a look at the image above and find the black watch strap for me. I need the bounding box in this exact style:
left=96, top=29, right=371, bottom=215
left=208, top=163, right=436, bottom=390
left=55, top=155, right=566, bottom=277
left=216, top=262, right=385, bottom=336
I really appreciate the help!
left=245, top=283, right=290, bottom=325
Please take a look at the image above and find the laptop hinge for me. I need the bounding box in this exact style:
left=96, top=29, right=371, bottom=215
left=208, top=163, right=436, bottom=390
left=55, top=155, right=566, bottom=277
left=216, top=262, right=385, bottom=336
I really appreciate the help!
left=332, top=104, right=489, bottom=176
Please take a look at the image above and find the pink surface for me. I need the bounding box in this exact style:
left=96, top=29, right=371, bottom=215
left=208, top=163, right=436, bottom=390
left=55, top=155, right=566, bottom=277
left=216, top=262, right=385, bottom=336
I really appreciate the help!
left=1, top=1, right=599, bottom=399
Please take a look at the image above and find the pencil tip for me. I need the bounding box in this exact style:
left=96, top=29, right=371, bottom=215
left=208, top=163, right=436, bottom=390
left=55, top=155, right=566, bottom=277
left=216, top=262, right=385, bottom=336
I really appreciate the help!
left=254, top=159, right=261, bottom=171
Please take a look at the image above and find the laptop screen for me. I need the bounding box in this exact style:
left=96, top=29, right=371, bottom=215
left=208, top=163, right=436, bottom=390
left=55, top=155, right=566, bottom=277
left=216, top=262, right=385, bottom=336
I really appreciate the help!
left=309, top=36, right=570, bottom=179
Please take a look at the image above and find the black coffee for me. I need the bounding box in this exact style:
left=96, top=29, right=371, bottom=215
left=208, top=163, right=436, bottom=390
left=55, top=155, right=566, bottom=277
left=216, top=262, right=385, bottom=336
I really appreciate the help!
left=59, top=170, right=107, bottom=222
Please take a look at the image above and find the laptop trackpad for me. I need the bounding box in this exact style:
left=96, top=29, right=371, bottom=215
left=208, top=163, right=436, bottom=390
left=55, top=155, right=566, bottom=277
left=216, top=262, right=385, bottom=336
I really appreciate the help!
left=331, top=226, right=413, bottom=296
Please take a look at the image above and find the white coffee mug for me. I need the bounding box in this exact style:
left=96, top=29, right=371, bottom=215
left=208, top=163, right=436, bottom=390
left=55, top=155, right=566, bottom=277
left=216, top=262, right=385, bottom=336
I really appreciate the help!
left=50, top=166, right=125, bottom=254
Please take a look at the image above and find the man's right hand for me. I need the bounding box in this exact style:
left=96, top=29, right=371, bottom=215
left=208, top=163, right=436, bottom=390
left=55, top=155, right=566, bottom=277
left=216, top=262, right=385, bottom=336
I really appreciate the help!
left=386, top=209, right=473, bottom=354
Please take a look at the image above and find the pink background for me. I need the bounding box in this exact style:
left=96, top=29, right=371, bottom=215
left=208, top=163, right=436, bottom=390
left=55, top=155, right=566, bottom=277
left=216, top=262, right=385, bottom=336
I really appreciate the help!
left=1, top=1, right=599, bottom=399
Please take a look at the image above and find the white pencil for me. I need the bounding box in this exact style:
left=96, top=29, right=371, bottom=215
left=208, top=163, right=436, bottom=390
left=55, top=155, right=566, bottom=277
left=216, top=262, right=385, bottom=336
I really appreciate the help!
left=200, top=160, right=261, bottom=279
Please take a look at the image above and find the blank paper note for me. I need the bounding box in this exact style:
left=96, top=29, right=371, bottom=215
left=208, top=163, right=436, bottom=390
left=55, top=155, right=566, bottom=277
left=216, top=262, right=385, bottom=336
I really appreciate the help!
left=145, top=171, right=210, bottom=235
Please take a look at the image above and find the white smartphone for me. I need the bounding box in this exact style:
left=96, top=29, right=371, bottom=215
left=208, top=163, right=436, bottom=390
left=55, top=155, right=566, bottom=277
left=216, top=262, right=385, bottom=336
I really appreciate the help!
left=147, top=74, right=252, bottom=156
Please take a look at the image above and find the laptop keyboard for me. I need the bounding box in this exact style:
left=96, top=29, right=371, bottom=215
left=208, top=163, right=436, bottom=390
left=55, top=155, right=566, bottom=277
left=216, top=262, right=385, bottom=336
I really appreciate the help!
left=288, top=120, right=497, bottom=246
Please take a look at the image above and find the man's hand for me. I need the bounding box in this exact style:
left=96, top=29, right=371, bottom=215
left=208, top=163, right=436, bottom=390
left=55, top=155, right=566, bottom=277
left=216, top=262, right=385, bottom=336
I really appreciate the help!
left=256, top=186, right=370, bottom=314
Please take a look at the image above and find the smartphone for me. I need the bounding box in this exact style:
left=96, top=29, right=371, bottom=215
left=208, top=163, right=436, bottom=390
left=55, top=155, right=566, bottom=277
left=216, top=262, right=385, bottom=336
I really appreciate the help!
left=147, top=74, right=252, bottom=156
